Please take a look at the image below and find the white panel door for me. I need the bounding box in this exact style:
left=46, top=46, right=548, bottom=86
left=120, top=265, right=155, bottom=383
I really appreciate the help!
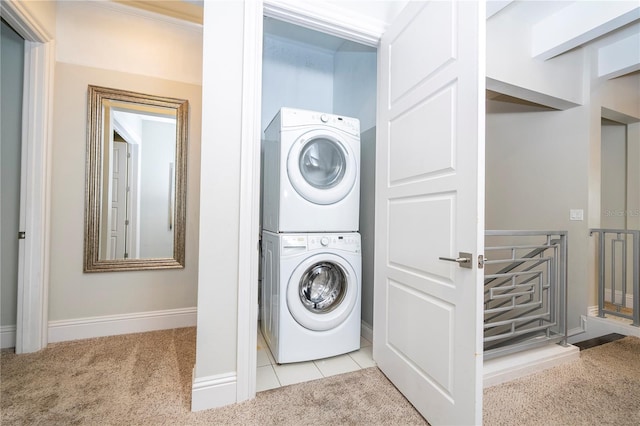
left=373, top=1, right=485, bottom=425
left=110, top=141, right=129, bottom=259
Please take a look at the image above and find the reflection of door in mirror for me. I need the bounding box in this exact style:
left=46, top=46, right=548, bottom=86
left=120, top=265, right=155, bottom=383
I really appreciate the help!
left=109, top=139, right=130, bottom=259
left=99, top=101, right=177, bottom=261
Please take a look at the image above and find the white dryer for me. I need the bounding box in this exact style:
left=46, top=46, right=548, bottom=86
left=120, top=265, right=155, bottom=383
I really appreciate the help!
left=261, top=230, right=361, bottom=364
left=262, top=108, right=360, bottom=233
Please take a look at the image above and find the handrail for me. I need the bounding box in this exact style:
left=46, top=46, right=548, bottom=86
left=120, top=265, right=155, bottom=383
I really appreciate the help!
left=589, top=229, right=639, bottom=326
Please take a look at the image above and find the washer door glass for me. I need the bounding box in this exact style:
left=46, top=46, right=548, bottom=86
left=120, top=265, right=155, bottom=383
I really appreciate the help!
left=287, top=130, right=357, bottom=205
left=287, top=253, right=358, bottom=331
left=299, top=262, right=346, bottom=313
left=299, top=139, right=346, bottom=190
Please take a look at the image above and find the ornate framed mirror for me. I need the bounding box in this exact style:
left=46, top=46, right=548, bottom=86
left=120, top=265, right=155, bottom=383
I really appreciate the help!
left=84, top=85, right=188, bottom=272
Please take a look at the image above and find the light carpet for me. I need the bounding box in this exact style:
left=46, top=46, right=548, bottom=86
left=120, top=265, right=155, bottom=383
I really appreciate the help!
left=483, top=335, right=640, bottom=426
left=0, top=327, right=425, bottom=425
left=2, top=328, right=639, bottom=425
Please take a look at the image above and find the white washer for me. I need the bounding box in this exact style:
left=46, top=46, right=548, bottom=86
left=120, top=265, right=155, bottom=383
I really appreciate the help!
left=262, top=107, right=360, bottom=233
left=261, top=230, right=361, bottom=364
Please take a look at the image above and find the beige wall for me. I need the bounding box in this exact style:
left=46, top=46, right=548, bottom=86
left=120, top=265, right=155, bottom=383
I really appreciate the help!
left=628, top=123, right=640, bottom=231
left=485, top=101, right=591, bottom=333
left=48, top=2, right=202, bottom=322
left=600, top=122, right=627, bottom=229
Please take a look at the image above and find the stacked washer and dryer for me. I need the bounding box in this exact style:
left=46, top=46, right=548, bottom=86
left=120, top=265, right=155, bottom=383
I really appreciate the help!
left=261, top=107, right=362, bottom=364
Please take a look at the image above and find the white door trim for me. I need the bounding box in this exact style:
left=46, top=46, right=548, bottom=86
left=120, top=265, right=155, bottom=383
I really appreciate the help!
left=236, top=0, right=386, bottom=403
left=262, top=0, right=384, bottom=47
left=1, top=0, right=55, bottom=353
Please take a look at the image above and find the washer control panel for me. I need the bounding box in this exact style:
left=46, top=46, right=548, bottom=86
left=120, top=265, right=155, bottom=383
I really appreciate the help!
left=308, top=233, right=360, bottom=253
left=281, top=233, right=361, bottom=254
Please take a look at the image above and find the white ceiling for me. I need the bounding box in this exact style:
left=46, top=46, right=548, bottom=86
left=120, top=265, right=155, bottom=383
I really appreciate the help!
left=493, top=1, right=639, bottom=79
left=121, top=0, right=639, bottom=80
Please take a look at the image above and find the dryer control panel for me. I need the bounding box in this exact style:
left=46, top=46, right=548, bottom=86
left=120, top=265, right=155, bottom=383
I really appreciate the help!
left=280, top=107, right=360, bottom=136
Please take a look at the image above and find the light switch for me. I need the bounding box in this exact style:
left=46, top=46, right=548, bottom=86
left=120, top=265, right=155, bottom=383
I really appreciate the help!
left=570, top=209, right=584, bottom=221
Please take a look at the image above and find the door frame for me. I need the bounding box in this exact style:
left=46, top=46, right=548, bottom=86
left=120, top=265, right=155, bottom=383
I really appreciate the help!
left=0, top=1, right=55, bottom=353
left=236, top=0, right=387, bottom=402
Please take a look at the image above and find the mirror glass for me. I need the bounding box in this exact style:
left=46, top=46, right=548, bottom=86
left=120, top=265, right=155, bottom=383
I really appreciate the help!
left=84, top=85, right=188, bottom=272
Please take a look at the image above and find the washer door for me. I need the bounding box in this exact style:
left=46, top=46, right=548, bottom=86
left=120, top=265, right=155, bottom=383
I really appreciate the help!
left=287, top=129, right=357, bottom=205
left=287, top=253, right=358, bottom=331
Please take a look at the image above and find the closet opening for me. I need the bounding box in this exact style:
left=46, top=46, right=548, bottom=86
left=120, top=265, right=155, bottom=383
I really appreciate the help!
left=256, top=17, right=378, bottom=392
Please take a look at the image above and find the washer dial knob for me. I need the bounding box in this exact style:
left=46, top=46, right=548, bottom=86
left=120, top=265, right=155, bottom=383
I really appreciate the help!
left=320, top=236, right=330, bottom=246
left=320, top=114, right=329, bottom=123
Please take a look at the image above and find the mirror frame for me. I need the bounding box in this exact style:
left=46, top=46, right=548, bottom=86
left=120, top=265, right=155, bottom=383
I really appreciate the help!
left=84, top=85, right=189, bottom=272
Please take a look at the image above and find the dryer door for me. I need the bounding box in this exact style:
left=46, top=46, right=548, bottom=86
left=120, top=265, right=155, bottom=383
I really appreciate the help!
left=287, top=130, right=357, bottom=205
left=287, top=253, right=358, bottom=331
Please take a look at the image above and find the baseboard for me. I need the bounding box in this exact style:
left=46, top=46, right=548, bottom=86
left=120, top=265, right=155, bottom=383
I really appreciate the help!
left=191, top=370, right=237, bottom=412
left=568, top=315, right=640, bottom=344
left=604, top=289, right=635, bottom=307
left=483, top=343, right=580, bottom=388
left=1, top=325, right=16, bottom=349
left=48, top=307, right=197, bottom=343
left=360, top=320, right=373, bottom=343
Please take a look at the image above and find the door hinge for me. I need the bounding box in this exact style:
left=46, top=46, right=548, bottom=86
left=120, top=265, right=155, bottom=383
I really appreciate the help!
left=478, top=254, right=486, bottom=269
left=18, top=231, right=26, bottom=240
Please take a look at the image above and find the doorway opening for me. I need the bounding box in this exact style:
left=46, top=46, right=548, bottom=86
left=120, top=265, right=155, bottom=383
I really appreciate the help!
left=601, top=117, right=632, bottom=230
left=0, top=19, right=25, bottom=350
left=596, top=113, right=640, bottom=321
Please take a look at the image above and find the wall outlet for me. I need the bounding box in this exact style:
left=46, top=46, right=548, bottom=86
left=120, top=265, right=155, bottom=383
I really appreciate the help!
left=570, top=209, right=584, bottom=221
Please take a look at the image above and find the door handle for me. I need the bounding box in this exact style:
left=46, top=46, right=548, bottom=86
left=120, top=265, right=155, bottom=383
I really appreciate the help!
left=439, top=252, right=472, bottom=269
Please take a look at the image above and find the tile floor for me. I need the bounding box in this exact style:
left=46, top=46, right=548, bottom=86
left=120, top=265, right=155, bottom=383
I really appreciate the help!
left=256, top=326, right=376, bottom=392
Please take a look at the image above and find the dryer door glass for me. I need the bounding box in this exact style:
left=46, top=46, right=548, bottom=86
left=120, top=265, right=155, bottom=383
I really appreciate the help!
left=299, top=262, right=346, bottom=313
left=299, top=138, right=346, bottom=189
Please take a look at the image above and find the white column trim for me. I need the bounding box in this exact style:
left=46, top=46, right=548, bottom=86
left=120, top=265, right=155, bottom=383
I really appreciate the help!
left=236, top=0, right=264, bottom=403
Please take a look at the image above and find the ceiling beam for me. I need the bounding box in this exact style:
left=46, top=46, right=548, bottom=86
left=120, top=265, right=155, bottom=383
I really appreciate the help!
left=598, top=29, right=640, bottom=79
left=532, top=1, right=639, bottom=60
left=486, top=77, right=580, bottom=110
left=486, top=1, right=513, bottom=19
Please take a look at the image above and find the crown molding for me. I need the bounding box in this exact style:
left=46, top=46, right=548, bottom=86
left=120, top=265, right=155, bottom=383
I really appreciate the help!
left=0, top=0, right=53, bottom=42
